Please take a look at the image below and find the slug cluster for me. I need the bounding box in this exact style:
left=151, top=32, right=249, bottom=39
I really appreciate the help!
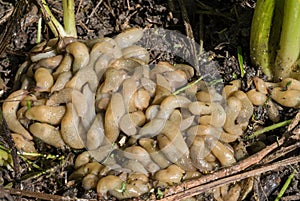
left=2, top=28, right=300, bottom=200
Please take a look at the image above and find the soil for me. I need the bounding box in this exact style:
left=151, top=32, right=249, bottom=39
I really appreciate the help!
left=0, top=0, right=299, bottom=200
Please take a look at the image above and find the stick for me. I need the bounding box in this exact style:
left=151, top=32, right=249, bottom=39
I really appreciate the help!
left=162, top=136, right=285, bottom=198
left=1, top=187, right=97, bottom=201
left=160, top=155, right=300, bottom=200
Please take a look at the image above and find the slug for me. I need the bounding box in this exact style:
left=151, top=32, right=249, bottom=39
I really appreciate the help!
left=154, top=164, right=185, bottom=185
left=119, top=111, right=145, bottom=136
left=86, top=113, right=105, bottom=150
left=35, top=55, right=63, bottom=69
left=66, top=41, right=90, bottom=72
left=271, top=87, right=300, bottom=108
left=2, top=89, right=32, bottom=140
left=5, top=27, right=300, bottom=200
left=51, top=71, right=72, bottom=92
left=123, top=146, right=160, bottom=173
left=60, top=103, right=85, bottom=149
left=104, top=93, right=125, bottom=143
left=29, top=122, right=65, bottom=148
left=114, top=27, right=144, bottom=49
left=34, top=68, right=54, bottom=92
left=11, top=133, right=37, bottom=156
left=122, top=45, right=150, bottom=65
left=25, top=105, right=66, bottom=125
left=52, top=54, right=73, bottom=78
left=139, top=138, right=171, bottom=169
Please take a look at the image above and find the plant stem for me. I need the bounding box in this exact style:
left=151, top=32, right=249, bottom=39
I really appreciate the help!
left=40, top=0, right=67, bottom=37
left=250, top=0, right=275, bottom=80
left=173, top=76, right=205, bottom=95
left=246, top=119, right=292, bottom=140
left=268, top=0, right=284, bottom=73
left=274, top=0, right=300, bottom=80
left=36, top=17, right=42, bottom=43
left=39, top=0, right=77, bottom=38
left=62, top=0, right=77, bottom=37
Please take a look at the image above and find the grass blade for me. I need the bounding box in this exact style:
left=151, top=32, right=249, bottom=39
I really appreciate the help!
left=237, top=46, right=245, bottom=77
left=274, top=168, right=297, bottom=201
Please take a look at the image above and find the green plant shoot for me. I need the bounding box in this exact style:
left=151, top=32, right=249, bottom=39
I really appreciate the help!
left=250, top=0, right=300, bottom=81
left=39, top=0, right=77, bottom=38
left=250, top=0, right=275, bottom=79
left=274, top=0, right=300, bottom=80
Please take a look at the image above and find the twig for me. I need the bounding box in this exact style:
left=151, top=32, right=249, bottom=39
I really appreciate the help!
left=0, top=188, right=14, bottom=201
left=0, top=187, right=97, bottom=201
left=160, top=156, right=300, bottom=201
left=260, top=142, right=300, bottom=164
left=76, top=0, right=83, bottom=15
left=198, top=14, right=204, bottom=55
left=162, top=136, right=286, bottom=198
left=281, top=194, right=300, bottom=201
left=0, top=5, right=14, bottom=25
left=88, top=0, right=103, bottom=18
left=177, top=0, right=199, bottom=75
left=177, top=0, right=193, bottom=39
left=288, top=110, right=300, bottom=131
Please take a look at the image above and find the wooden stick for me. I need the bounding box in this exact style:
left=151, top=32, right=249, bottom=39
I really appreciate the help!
left=160, top=155, right=300, bottom=200
left=0, top=187, right=97, bottom=201
left=162, top=136, right=286, bottom=198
